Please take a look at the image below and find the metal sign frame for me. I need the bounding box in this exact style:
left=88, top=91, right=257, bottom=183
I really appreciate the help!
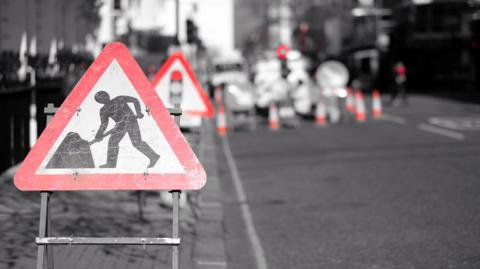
left=35, top=108, right=184, bottom=269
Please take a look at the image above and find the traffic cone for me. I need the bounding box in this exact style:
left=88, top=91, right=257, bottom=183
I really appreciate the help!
left=315, top=99, right=327, bottom=126
left=372, top=89, right=382, bottom=119
left=345, top=87, right=355, bottom=113
left=269, top=103, right=279, bottom=131
left=355, top=89, right=366, bottom=122
left=214, top=85, right=223, bottom=105
left=217, top=105, right=227, bottom=136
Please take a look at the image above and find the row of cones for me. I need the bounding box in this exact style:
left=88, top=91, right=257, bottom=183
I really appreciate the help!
left=216, top=86, right=228, bottom=136
left=315, top=88, right=383, bottom=126
left=269, top=88, right=382, bottom=130
left=216, top=85, right=283, bottom=134
left=216, top=86, right=384, bottom=134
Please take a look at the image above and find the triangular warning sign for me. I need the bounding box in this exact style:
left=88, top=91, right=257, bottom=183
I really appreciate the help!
left=14, top=43, right=206, bottom=191
left=151, top=52, right=214, bottom=118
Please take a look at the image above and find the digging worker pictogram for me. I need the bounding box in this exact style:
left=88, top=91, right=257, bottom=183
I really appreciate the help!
left=94, top=91, right=160, bottom=168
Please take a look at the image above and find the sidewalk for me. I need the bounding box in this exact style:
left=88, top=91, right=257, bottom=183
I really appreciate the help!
left=0, top=120, right=227, bottom=269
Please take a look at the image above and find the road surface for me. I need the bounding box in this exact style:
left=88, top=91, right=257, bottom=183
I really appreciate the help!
left=218, top=95, right=480, bottom=269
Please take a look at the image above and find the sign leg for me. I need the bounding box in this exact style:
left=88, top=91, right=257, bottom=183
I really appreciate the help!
left=170, top=190, right=181, bottom=269
left=199, top=120, right=205, bottom=162
left=137, top=191, right=145, bottom=221
left=46, top=193, right=54, bottom=269
left=37, top=192, right=50, bottom=269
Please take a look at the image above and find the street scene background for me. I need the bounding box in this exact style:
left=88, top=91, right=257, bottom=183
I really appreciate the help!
left=1, top=0, right=480, bottom=268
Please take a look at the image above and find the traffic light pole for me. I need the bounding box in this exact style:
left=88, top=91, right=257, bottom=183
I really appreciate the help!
left=175, top=0, right=180, bottom=43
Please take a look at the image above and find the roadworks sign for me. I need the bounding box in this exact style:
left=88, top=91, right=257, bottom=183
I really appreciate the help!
left=151, top=52, right=214, bottom=118
left=14, top=42, right=206, bottom=191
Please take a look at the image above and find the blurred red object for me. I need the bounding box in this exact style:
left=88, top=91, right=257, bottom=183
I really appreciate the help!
left=276, top=44, right=289, bottom=60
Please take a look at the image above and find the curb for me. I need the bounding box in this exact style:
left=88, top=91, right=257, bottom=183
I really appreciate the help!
left=192, top=120, right=228, bottom=269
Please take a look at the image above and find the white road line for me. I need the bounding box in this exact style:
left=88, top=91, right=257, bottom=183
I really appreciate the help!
left=196, top=260, right=227, bottom=267
left=221, top=136, right=268, bottom=269
left=380, top=113, right=406, bottom=125
left=417, top=123, right=465, bottom=140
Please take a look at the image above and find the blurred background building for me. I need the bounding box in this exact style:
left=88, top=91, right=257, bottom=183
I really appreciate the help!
left=2, top=0, right=480, bottom=172
left=2, top=0, right=480, bottom=92
left=235, top=0, right=480, bottom=95
left=97, top=0, right=233, bottom=55
left=0, top=0, right=99, bottom=53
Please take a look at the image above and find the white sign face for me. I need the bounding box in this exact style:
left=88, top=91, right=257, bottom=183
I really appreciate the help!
left=315, top=60, right=350, bottom=89
left=154, top=59, right=208, bottom=112
left=36, top=60, right=185, bottom=175
left=151, top=52, right=214, bottom=119
left=180, top=115, right=203, bottom=128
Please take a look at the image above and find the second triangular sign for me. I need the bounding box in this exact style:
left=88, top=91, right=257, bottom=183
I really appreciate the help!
left=151, top=52, right=214, bottom=118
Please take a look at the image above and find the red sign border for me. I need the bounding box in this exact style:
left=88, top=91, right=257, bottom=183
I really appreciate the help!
left=14, top=42, right=206, bottom=191
left=151, top=52, right=214, bottom=118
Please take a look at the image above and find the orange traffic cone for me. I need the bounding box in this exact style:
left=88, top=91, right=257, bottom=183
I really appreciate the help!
left=217, top=105, right=227, bottom=136
left=315, top=99, right=327, bottom=126
left=372, top=89, right=382, bottom=119
left=269, top=103, right=279, bottom=131
left=214, top=86, right=223, bottom=105
left=345, top=87, right=355, bottom=113
left=355, top=89, right=366, bottom=122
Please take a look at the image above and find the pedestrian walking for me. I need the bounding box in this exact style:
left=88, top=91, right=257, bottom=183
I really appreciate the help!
left=390, top=61, right=408, bottom=106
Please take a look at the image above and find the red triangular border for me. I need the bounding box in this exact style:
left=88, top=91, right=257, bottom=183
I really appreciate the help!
left=151, top=52, right=214, bottom=118
left=14, top=43, right=206, bottom=191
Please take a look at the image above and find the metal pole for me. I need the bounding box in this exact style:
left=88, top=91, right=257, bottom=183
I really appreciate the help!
left=170, top=190, right=180, bottom=269
left=173, top=104, right=181, bottom=126
left=171, top=103, right=181, bottom=269
left=137, top=191, right=145, bottom=221
left=199, top=119, right=205, bottom=162
left=175, top=0, right=180, bottom=43
left=37, top=192, right=50, bottom=269
left=29, top=68, right=37, bottom=148
left=46, top=193, right=54, bottom=269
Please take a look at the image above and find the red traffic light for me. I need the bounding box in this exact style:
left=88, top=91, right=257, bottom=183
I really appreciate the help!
left=276, top=44, right=289, bottom=60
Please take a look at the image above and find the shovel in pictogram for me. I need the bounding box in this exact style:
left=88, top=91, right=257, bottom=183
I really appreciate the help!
left=45, top=129, right=114, bottom=169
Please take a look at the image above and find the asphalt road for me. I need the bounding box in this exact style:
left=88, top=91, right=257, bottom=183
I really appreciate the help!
left=218, top=95, right=480, bottom=269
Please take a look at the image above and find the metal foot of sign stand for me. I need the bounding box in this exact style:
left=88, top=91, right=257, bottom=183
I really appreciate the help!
left=35, top=108, right=184, bottom=269
left=37, top=192, right=54, bottom=269
left=137, top=190, right=146, bottom=221
left=170, top=190, right=180, bottom=269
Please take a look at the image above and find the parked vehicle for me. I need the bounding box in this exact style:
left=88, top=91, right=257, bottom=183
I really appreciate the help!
left=211, top=52, right=256, bottom=130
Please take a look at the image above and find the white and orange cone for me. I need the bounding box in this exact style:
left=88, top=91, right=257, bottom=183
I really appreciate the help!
left=214, top=85, right=223, bottom=105
left=355, top=89, right=366, bottom=122
left=345, top=87, right=355, bottom=113
left=315, top=99, right=327, bottom=126
left=269, top=103, right=279, bottom=131
left=372, top=89, right=382, bottom=119
left=217, top=105, right=227, bottom=136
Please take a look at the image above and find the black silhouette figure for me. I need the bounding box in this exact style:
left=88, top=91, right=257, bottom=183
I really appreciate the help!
left=94, top=91, right=160, bottom=168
